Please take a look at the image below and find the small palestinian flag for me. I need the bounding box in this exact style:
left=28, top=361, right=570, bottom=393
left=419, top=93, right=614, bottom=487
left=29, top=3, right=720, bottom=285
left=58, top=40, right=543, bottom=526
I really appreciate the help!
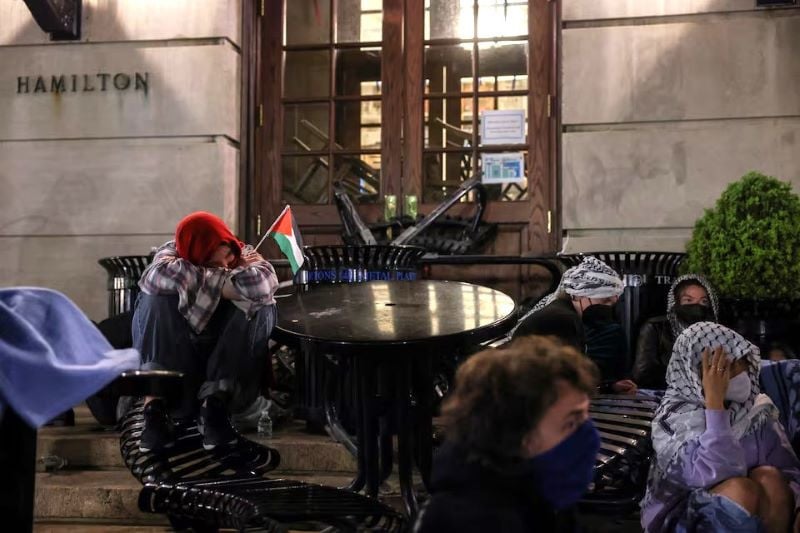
left=266, top=205, right=304, bottom=274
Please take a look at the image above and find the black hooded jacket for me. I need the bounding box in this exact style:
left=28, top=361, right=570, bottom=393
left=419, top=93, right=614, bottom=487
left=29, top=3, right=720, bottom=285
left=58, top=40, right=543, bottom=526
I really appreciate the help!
left=632, top=274, right=719, bottom=389
left=414, top=443, right=576, bottom=533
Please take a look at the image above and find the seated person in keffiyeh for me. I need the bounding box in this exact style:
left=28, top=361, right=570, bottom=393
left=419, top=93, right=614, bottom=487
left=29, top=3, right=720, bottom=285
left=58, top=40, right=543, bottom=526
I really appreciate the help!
left=511, top=256, right=637, bottom=395
left=133, top=211, right=279, bottom=452
left=633, top=274, right=719, bottom=389
left=641, top=322, right=800, bottom=533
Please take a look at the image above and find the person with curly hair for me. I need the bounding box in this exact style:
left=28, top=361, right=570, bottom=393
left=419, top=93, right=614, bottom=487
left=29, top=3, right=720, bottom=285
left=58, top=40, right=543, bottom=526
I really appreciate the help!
left=414, top=336, right=600, bottom=533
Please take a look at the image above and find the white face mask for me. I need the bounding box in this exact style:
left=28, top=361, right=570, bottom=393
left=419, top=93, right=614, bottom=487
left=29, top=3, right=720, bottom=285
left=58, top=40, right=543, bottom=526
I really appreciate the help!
left=725, top=372, right=751, bottom=403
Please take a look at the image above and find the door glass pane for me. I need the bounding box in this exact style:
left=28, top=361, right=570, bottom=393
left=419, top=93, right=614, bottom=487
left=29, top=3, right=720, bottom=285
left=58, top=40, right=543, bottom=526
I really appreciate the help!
left=478, top=41, right=528, bottom=80
left=282, top=155, right=330, bottom=204
left=283, top=103, right=330, bottom=153
left=496, top=95, right=528, bottom=114
left=496, top=74, right=528, bottom=92
left=427, top=0, right=474, bottom=40
left=334, top=154, right=381, bottom=203
left=334, top=100, right=381, bottom=151
left=335, top=49, right=382, bottom=96
left=284, top=50, right=331, bottom=99
left=477, top=1, right=527, bottom=39
left=423, top=149, right=472, bottom=203
left=286, top=1, right=331, bottom=45
left=338, top=0, right=383, bottom=42
left=424, top=97, right=472, bottom=149
left=478, top=149, right=528, bottom=201
left=424, top=45, right=473, bottom=94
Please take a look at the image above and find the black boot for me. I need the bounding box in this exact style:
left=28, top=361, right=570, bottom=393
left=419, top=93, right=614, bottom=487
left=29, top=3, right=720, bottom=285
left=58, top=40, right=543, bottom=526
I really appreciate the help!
left=197, top=395, right=238, bottom=451
left=140, top=399, right=176, bottom=453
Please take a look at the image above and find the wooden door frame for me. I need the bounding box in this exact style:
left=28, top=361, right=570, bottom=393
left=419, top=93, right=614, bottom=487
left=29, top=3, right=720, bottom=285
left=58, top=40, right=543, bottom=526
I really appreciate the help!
left=243, top=0, right=561, bottom=252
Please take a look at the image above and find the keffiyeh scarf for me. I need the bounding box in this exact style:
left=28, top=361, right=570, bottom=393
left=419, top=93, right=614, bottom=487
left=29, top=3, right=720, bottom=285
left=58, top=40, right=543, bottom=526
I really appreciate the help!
left=643, top=322, right=777, bottom=507
left=509, top=256, right=623, bottom=339
left=666, top=274, right=720, bottom=337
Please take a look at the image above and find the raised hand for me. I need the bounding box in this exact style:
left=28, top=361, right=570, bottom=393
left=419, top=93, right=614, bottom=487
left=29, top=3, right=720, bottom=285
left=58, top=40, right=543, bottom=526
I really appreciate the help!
left=701, top=346, right=730, bottom=410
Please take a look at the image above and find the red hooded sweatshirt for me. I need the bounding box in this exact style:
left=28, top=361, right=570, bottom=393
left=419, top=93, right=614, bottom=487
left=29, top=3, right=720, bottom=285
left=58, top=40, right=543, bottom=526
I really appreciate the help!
left=175, top=211, right=243, bottom=266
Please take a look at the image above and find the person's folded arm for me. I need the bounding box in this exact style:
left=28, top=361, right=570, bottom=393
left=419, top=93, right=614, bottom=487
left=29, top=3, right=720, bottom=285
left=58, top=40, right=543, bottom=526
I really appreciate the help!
left=672, top=410, right=747, bottom=489
left=228, top=257, right=279, bottom=304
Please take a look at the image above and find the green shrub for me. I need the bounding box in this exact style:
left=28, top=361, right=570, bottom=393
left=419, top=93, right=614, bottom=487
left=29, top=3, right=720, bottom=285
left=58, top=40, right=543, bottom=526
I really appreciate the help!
left=684, top=171, right=800, bottom=299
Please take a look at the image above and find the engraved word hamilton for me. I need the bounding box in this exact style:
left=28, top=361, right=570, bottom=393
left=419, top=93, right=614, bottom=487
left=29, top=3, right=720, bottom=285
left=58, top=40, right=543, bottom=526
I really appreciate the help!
left=16, top=72, right=150, bottom=95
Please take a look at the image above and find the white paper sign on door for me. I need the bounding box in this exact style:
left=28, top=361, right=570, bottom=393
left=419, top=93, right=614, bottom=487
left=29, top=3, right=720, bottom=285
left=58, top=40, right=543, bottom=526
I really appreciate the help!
left=480, top=109, right=525, bottom=145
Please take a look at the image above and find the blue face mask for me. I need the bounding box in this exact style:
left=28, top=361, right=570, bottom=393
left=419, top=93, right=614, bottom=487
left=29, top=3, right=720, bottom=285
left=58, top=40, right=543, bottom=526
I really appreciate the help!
left=526, top=419, right=600, bottom=510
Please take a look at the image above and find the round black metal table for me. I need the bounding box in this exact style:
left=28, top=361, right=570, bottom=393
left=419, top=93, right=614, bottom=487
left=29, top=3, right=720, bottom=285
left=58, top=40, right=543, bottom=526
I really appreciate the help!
left=273, top=280, right=517, bottom=516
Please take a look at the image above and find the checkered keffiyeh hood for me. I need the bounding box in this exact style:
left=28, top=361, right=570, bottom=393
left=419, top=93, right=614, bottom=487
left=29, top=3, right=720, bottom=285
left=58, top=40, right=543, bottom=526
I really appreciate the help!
left=666, top=274, right=719, bottom=336
left=561, top=256, right=624, bottom=299
left=508, top=256, right=623, bottom=339
left=651, top=322, right=776, bottom=470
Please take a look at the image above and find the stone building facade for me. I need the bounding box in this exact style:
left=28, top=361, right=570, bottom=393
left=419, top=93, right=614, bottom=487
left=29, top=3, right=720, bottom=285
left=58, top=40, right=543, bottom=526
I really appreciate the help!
left=1, top=0, right=799, bottom=319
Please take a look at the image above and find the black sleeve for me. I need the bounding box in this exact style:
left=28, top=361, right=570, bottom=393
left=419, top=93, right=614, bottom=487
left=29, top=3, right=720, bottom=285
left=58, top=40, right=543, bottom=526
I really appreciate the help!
left=632, top=321, right=665, bottom=389
left=512, top=308, right=584, bottom=351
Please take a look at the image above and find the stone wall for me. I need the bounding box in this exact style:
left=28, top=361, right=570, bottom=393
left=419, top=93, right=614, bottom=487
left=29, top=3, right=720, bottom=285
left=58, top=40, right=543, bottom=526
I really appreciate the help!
left=0, top=0, right=241, bottom=319
left=561, top=1, right=800, bottom=252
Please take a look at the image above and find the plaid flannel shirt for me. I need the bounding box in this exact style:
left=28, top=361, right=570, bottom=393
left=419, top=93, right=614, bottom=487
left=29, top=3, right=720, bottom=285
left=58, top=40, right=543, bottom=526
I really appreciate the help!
left=138, top=240, right=279, bottom=333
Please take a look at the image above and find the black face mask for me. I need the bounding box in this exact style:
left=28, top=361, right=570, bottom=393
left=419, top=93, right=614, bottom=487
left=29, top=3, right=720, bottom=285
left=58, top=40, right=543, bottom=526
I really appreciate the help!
left=674, top=303, right=713, bottom=325
left=582, top=304, right=617, bottom=325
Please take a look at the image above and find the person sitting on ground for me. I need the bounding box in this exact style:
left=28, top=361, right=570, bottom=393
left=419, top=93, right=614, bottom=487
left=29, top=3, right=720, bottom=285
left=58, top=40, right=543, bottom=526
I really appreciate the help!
left=511, top=256, right=637, bottom=394
left=414, top=335, right=600, bottom=533
left=133, top=211, right=279, bottom=452
left=633, top=274, right=719, bottom=390
left=766, top=341, right=797, bottom=362
left=641, top=322, right=800, bottom=533
left=760, top=357, right=800, bottom=457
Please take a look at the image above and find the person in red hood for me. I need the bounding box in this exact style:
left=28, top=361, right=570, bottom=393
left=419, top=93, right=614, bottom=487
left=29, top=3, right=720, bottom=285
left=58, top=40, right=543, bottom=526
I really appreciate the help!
left=132, top=211, right=280, bottom=452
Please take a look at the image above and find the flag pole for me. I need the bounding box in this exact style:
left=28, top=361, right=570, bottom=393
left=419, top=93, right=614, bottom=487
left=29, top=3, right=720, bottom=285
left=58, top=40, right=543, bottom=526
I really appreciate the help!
left=254, top=205, right=290, bottom=251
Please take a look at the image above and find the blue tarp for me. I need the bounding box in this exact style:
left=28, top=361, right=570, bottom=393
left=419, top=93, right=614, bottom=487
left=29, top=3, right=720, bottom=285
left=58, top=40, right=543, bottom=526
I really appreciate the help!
left=0, top=287, right=139, bottom=427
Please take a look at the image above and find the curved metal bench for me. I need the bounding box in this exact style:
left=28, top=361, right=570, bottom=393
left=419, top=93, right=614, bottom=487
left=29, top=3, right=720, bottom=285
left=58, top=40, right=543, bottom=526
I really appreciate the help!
left=120, top=402, right=405, bottom=531
left=580, top=393, right=659, bottom=514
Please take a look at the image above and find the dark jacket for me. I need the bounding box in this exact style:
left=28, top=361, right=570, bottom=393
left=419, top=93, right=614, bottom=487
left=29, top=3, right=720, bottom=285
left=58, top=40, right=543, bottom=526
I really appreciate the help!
left=632, top=274, right=719, bottom=389
left=583, top=305, right=628, bottom=382
left=631, top=316, right=675, bottom=389
left=511, top=297, right=585, bottom=351
left=414, top=443, right=575, bottom=533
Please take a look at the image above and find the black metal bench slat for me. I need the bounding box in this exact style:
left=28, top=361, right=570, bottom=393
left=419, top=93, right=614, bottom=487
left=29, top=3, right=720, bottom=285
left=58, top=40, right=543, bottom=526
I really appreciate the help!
left=593, top=394, right=659, bottom=404
left=598, top=430, right=639, bottom=447
left=599, top=442, right=628, bottom=456
left=121, top=402, right=405, bottom=531
left=592, top=398, right=659, bottom=410
left=590, top=412, right=652, bottom=428
left=593, top=421, right=648, bottom=438
left=596, top=452, right=613, bottom=464
left=582, top=395, right=657, bottom=514
left=590, top=406, right=656, bottom=419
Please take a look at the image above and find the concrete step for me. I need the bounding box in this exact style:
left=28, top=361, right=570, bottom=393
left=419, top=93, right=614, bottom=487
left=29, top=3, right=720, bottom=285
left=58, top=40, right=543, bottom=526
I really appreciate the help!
left=35, top=523, right=171, bottom=532
left=35, top=523, right=317, bottom=533
left=35, top=470, right=168, bottom=525
left=38, top=409, right=356, bottom=473
left=35, top=469, right=384, bottom=523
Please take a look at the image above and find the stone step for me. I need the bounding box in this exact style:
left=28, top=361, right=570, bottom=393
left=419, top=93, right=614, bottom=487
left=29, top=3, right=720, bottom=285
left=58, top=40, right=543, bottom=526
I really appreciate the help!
left=35, top=523, right=171, bottom=532
left=38, top=412, right=356, bottom=473
left=35, top=469, right=384, bottom=523
left=35, top=523, right=318, bottom=533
